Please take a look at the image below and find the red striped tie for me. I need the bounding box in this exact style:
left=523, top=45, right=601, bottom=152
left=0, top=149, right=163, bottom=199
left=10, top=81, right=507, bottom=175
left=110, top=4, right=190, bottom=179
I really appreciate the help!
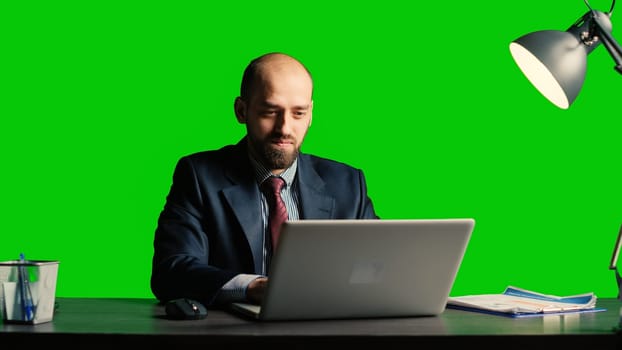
left=262, top=177, right=288, bottom=251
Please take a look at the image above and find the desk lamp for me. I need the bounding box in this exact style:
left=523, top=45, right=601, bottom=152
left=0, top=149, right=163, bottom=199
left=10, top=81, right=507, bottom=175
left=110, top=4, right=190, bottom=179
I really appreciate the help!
left=509, top=0, right=622, bottom=109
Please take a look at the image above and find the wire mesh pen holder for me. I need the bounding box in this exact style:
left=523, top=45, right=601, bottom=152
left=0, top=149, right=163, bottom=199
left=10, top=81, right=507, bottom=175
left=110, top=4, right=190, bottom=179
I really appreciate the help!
left=0, top=260, right=59, bottom=324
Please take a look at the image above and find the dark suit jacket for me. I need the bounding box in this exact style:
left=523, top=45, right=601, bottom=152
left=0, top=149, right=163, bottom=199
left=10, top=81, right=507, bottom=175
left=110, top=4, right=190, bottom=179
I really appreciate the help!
left=150, top=137, right=378, bottom=305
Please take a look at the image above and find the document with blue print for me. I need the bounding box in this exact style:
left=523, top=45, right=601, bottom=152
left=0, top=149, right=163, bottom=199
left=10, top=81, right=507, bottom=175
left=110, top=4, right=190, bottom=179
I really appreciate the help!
left=447, top=286, right=603, bottom=317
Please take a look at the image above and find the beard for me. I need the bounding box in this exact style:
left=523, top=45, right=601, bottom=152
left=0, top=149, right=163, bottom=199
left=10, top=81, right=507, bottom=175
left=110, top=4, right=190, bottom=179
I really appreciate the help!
left=264, top=146, right=298, bottom=170
left=249, top=134, right=300, bottom=170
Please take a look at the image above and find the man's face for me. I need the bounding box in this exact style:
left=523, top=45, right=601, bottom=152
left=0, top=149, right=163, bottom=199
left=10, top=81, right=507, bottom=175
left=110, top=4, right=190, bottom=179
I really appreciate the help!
left=236, top=62, right=313, bottom=174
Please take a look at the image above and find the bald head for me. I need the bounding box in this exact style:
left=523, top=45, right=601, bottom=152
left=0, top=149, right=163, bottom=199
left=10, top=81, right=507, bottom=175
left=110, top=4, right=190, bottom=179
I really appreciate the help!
left=240, top=52, right=313, bottom=102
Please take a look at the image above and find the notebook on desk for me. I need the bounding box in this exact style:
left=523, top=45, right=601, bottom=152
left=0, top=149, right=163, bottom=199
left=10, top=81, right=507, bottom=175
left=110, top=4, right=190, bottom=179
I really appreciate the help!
left=230, top=218, right=475, bottom=321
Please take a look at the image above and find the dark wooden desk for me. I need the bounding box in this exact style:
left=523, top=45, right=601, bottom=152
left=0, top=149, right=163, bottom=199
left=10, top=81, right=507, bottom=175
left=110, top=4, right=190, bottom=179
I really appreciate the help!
left=1, top=297, right=621, bottom=348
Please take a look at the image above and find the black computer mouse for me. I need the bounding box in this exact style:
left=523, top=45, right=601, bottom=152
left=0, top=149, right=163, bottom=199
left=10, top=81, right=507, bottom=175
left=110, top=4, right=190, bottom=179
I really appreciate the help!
left=165, top=298, right=208, bottom=320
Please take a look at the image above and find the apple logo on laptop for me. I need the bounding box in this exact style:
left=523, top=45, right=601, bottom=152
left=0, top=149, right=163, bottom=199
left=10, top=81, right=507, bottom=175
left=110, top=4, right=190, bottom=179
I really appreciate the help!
left=349, top=260, right=385, bottom=284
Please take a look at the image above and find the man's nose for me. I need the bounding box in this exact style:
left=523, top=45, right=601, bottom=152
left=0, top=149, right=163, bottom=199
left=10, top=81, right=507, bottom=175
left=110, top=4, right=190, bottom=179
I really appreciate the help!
left=274, top=112, right=293, bottom=134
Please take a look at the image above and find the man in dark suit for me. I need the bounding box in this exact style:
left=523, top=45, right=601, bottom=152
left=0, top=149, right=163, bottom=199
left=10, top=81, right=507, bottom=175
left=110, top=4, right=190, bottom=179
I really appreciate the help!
left=150, top=52, right=378, bottom=307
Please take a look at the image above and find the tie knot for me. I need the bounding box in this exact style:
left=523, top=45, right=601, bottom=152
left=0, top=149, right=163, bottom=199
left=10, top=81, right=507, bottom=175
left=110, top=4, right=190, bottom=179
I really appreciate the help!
left=262, top=176, right=285, bottom=194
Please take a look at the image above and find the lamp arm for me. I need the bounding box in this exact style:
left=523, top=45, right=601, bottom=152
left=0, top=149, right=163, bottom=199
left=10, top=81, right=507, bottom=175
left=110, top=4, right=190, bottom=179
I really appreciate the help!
left=593, top=15, right=622, bottom=73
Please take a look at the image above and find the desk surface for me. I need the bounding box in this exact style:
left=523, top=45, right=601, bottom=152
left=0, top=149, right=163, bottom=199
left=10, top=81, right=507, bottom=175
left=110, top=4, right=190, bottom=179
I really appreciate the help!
left=1, top=297, right=621, bottom=348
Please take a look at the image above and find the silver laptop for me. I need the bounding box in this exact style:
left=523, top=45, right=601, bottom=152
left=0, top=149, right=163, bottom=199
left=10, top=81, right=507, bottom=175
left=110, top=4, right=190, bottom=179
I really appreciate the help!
left=230, top=218, right=475, bottom=321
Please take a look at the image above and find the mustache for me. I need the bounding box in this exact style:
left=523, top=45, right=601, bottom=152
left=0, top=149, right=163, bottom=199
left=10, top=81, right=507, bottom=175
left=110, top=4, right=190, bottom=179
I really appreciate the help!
left=268, top=133, right=295, bottom=142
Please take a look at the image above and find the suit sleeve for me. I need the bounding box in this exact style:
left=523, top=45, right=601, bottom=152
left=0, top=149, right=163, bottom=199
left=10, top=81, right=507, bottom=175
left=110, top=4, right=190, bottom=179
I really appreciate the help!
left=150, top=156, right=237, bottom=306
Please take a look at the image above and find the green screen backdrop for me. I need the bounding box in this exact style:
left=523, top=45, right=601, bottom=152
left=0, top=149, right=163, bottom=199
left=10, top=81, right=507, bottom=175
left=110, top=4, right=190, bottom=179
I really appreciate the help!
left=2, top=0, right=621, bottom=299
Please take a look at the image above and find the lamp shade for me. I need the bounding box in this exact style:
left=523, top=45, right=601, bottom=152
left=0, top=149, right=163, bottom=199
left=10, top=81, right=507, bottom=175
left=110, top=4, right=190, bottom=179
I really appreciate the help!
left=509, top=30, right=589, bottom=109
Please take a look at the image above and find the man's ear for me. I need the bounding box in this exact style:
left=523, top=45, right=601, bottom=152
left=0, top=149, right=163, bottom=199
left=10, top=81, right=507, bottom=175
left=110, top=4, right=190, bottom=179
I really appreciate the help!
left=309, top=100, right=313, bottom=127
left=234, top=97, right=246, bottom=123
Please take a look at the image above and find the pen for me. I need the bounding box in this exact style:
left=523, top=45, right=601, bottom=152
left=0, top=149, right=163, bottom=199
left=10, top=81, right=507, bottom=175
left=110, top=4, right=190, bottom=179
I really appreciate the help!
left=18, top=253, right=35, bottom=322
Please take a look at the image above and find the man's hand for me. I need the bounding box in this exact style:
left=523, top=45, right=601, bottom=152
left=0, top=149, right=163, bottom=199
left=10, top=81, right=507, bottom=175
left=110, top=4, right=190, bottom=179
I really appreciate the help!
left=246, top=276, right=268, bottom=304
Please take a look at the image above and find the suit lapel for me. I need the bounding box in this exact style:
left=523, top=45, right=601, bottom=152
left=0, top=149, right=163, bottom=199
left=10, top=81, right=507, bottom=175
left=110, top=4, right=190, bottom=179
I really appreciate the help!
left=221, top=140, right=265, bottom=273
left=223, top=184, right=264, bottom=273
left=297, top=154, right=335, bottom=219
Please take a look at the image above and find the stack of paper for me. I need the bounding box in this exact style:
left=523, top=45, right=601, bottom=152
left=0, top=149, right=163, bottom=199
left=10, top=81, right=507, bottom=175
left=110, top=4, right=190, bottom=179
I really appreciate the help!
left=447, top=286, right=603, bottom=317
